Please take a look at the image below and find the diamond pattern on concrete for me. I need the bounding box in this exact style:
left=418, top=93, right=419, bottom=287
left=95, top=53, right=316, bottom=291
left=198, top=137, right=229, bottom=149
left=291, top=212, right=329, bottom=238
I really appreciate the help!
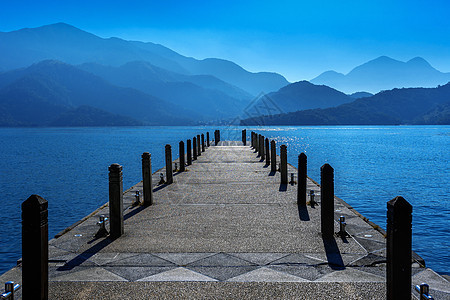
left=270, top=253, right=324, bottom=266
left=104, top=266, right=175, bottom=281
left=51, top=267, right=127, bottom=282
left=227, top=267, right=309, bottom=282
left=188, top=253, right=256, bottom=267
left=137, top=267, right=217, bottom=282
left=153, top=253, right=216, bottom=266
left=303, top=253, right=367, bottom=267
left=315, top=267, right=385, bottom=282
left=105, top=253, right=175, bottom=267
left=86, top=252, right=138, bottom=266
left=229, top=253, right=289, bottom=266
left=268, top=265, right=335, bottom=281
left=188, top=266, right=259, bottom=281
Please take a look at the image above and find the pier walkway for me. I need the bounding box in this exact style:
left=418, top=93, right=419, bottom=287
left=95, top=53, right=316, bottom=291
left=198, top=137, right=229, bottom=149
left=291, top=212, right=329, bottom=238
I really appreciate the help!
left=1, top=142, right=449, bottom=299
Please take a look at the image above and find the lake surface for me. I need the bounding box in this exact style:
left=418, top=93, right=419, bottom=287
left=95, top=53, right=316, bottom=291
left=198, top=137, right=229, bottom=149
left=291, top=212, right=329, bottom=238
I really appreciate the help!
left=0, top=126, right=448, bottom=275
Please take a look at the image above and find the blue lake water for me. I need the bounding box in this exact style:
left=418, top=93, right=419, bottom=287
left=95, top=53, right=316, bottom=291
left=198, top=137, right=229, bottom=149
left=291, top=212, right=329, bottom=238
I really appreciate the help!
left=0, top=126, right=449, bottom=275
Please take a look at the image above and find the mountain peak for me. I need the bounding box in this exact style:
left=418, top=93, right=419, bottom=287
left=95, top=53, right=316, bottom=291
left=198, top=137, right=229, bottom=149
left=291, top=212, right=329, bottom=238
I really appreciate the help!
left=311, top=56, right=449, bottom=93
left=364, top=56, right=402, bottom=66
left=407, top=56, right=432, bottom=68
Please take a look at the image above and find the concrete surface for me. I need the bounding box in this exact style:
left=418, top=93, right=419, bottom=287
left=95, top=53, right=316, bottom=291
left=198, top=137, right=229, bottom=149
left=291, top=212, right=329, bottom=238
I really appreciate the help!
left=1, top=140, right=448, bottom=299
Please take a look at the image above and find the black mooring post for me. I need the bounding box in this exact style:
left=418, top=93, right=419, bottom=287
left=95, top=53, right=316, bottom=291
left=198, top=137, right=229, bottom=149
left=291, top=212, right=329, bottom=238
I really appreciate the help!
left=214, top=130, right=220, bottom=145
left=206, top=132, right=210, bottom=147
left=242, top=129, right=247, bottom=146
left=260, top=136, right=265, bottom=161
left=165, top=144, right=173, bottom=184
left=387, top=196, right=412, bottom=299
left=320, top=163, right=334, bottom=238
left=187, top=139, right=192, bottom=165
left=298, top=153, right=307, bottom=206
left=142, top=152, right=153, bottom=206
left=197, top=134, right=201, bottom=156
left=280, top=145, right=288, bottom=184
left=193, top=137, right=197, bottom=160
left=251, top=132, right=255, bottom=148
left=265, top=138, right=270, bottom=164
left=257, top=134, right=261, bottom=157
left=201, top=134, right=205, bottom=152
left=271, top=140, right=277, bottom=172
left=179, top=141, right=185, bottom=172
left=109, top=163, right=124, bottom=239
left=22, top=194, right=48, bottom=300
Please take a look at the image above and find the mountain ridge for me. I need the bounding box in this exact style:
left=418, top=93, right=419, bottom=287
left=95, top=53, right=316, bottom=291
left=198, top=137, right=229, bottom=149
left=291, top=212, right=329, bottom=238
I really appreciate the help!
left=311, top=56, right=450, bottom=93
left=0, top=22, right=289, bottom=95
left=266, top=80, right=354, bottom=112
left=241, top=83, right=450, bottom=125
left=0, top=60, right=196, bottom=126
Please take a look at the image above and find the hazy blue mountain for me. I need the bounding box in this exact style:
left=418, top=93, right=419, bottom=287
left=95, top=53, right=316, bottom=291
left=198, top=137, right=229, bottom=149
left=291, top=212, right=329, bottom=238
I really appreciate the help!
left=414, top=103, right=450, bottom=125
left=349, top=91, right=373, bottom=99
left=241, top=83, right=450, bottom=125
left=254, top=81, right=354, bottom=114
left=78, top=61, right=253, bottom=118
left=0, top=60, right=195, bottom=126
left=311, top=56, right=450, bottom=94
left=49, top=105, right=144, bottom=126
left=0, top=23, right=289, bottom=95
left=0, top=23, right=187, bottom=74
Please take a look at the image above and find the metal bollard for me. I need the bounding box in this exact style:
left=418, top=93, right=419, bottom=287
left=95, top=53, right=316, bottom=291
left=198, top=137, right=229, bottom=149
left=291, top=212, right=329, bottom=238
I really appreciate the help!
left=415, top=283, right=434, bottom=300
left=159, top=173, right=165, bottom=184
left=174, top=162, right=178, bottom=173
left=133, top=191, right=140, bottom=206
left=337, top=216, right=349, bottom=237
left=1, top=281, right=20, bottom=300
left=289, top=173, right=296, bottom=185
left=95, top=215, right=109, bottom=238
left=309, top=190, right=317, bottom=208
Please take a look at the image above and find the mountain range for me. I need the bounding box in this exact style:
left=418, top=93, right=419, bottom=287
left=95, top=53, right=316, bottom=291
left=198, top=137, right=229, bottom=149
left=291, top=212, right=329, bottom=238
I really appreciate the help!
left=0, top=23, right=449, bottom=126
left=241, top=83, right=450, bottom=125
left=311, top=56, right=450, bottom=94
left=0, top=22, right=288, bottom=96
left=0, top=60, right=195, bottom=126
left=254, top=81, right=355, bottom=114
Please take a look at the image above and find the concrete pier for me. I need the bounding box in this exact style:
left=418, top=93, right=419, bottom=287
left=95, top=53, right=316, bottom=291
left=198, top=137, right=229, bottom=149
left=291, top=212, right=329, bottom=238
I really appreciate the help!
left=1, top=141, right=448, bottom=299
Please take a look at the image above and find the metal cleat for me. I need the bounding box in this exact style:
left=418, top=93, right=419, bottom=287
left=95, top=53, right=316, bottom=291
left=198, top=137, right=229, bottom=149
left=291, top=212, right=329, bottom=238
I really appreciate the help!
left=415, top=283, right=434, bottom=300
left=337, top=216, right=350, bottom=238
left=132, top=190, right=141, bottom=206
left=159, top=173, right=165, bottom=184
left=309, top=190, right=318, bottom=208
left=1, top=281, right=20, bottom=300
left=94, top=214, right=109, bottom=238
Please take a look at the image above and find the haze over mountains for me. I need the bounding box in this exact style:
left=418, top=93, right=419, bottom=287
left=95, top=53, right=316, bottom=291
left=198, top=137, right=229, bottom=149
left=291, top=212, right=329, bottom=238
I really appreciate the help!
left=0, top=23, right=449, bottom=126
left=242, top=83, right=450, bottom=125
left=311, top=56, right=450, bottom=94
left=0, top=22, right=288, bottom=95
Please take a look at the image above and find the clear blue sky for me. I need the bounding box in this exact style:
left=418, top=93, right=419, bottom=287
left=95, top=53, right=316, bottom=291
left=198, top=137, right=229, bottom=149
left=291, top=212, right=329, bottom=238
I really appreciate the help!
left=1, top=0, right=450, bottom=81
